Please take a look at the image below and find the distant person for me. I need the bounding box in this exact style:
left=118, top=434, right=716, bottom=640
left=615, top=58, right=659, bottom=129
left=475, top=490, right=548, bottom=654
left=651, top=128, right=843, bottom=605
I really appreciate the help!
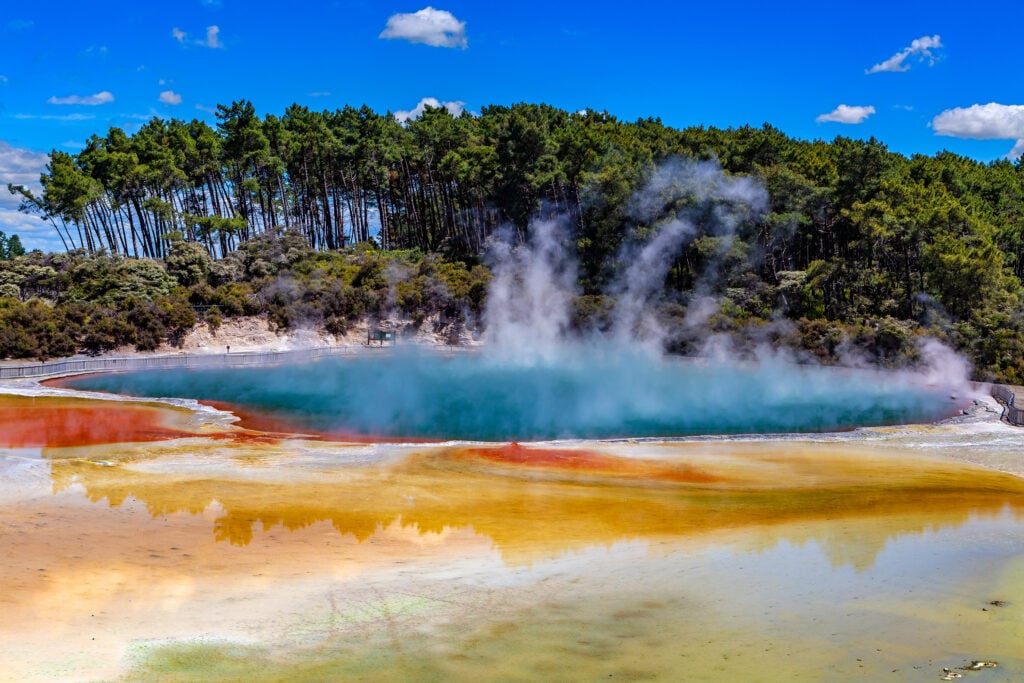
left=226, top=345, right=231, bottom=354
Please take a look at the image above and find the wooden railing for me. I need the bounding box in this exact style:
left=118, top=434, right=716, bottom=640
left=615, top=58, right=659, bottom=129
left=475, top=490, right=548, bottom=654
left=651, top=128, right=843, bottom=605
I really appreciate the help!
left=0, top=346, right=359, bottom=380
left=991, top=384, right=1024, bottom=426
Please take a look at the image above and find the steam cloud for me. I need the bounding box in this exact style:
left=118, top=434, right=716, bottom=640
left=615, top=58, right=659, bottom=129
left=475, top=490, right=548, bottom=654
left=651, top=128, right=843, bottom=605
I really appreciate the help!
left=477, top=158, right=974, bottom=401
left=482, top=159, right=768, bottom=358
left=483, top=218, right=579, bottom=363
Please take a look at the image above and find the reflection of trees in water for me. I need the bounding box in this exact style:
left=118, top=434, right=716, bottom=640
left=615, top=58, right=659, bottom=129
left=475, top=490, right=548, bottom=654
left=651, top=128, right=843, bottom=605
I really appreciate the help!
left=44, top=442, right=1024, bottom=568
left=742, top=501, right=1024, bottom=573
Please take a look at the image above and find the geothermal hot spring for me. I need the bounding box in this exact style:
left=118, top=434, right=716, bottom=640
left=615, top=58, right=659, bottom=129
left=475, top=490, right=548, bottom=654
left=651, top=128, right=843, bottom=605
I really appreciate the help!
left=53, top=348, right=966, bottom=441
left=4, top=331, right=1024, bottom=682
left=4, top=175, right=1024, bottom=681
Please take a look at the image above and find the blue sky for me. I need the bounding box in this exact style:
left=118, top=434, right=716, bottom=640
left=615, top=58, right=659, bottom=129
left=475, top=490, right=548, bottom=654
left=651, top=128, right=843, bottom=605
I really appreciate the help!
left=3, top=0, right=1023, bottom=252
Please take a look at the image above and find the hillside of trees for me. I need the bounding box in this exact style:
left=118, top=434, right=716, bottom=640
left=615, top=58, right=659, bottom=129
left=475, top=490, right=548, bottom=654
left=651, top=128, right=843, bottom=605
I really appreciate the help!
left=4, top=101, right=1024, bottom=381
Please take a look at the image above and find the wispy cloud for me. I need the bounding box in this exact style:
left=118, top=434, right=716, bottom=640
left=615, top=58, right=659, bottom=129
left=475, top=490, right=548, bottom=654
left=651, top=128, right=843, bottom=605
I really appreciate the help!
left=866, top=35, right=942, bottom=74
left=380, top=7, right=467, bottom=48
left=309, top=91, right=332, bottom=98
left=14, top=113, right=96, bottom=121
left=0, top=75, right=8, bottom=84
left=159, top=90, right=183, bottom=105
left=202, top=25, right=222, bottom=48
left=932, top=102, right=1024, bottom=159
left=195, top=103, right=218, bottom=114
left=394, top=97, right=465, bottom=123
left=80, top=45, right=109, bottom=58
left=173, top=25, right=222, bottom=48
left=122, top=111, right=161, bottom=122
left=47, top=91, right=114, bottom=106
left=816, top=104, right=876, bottom=124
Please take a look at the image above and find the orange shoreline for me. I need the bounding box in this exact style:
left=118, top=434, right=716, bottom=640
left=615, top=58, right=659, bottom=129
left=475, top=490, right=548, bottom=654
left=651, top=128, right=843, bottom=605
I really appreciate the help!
left=0, top=395, right=195, bottom=448
left=199, top=399, right=444, bottom=444
left=40, top=374, right=441, bottom=444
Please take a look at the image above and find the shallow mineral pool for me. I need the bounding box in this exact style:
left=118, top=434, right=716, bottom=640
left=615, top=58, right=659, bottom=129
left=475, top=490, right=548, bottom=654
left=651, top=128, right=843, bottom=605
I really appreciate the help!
left=60, top=350, right=963, bottom=440
left=1, top=387, right=1023, bottom=682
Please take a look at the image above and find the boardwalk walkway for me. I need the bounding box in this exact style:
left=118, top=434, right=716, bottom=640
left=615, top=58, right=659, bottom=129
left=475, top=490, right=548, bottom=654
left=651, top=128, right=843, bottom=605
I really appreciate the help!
left=0, top=346, right=359, bottom=380
left=991, top=384, right=1024, bottom=426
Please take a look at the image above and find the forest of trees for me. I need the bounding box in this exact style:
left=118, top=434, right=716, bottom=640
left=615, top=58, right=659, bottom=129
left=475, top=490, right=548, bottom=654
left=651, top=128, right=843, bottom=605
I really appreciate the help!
left=5, top=101, right=1024, bottom=381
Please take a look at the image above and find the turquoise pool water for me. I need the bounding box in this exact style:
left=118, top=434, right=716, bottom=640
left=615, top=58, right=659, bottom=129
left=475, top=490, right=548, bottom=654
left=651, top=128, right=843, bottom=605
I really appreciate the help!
left=65, top=348, right=961, bottom=441
left=65, top=349, right=960, bottom=441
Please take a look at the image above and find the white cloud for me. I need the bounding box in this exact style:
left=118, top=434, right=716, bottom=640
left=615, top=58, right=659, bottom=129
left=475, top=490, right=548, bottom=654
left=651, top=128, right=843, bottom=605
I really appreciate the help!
left=202, top=25, right=222, bottom=48
left=80, top=45, right=109, bottom=58
left=159, top=90, right=183, bottom=105
left=380, top=7, right=467, bottom=48
left=0, top=141, right=49, bottom=211
left=932, top=103, right=1024, bottom=138
left=47, top=91, right=114, bottom=106
left=816, top=104, right=876, bottom=124
left=123, top=111, right=160, bottom=121
left=309, top=91, right=331, bottom=97
left=932, top=102, right=1024, bottom=159
left=394, top=97, right=465, bottom=123
left=866, top=34, right=942, bottom=74
left=0, top=208, right=64, bottom=253
left=195, top=103, right=218, bottom=114
left=172, top=24, right=223, bottom=48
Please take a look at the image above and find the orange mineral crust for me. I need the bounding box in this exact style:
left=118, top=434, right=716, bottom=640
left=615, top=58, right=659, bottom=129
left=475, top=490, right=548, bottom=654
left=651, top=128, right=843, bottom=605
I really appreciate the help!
left=27, top=436, right=1024, bottom=562
left=0, top=395, right=198, bottom=448
left=454, top=442, right=722, bottom=484
left=5, top=422, right=1024, bottom=681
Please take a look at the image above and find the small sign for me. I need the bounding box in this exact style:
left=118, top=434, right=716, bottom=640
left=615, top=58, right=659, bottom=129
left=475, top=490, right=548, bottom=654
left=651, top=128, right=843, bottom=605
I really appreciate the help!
left=368, top=328, right=395, bottom=344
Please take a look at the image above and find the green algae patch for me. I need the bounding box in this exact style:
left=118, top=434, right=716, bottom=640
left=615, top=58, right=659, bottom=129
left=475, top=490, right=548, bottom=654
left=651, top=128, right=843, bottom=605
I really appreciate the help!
left=122, top=640, right=468, bottom=683
left=124, top=642, right=269, bottom=682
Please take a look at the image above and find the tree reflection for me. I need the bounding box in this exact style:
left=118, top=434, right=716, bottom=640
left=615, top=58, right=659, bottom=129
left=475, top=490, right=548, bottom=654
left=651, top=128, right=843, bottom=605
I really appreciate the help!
left=43, top=439, right=1024, bottom=568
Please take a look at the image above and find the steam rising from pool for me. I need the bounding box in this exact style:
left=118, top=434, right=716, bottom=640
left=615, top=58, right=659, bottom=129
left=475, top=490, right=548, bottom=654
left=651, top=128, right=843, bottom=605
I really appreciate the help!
left=484, top=159, right=769, bottom=360
left=66, top=350, right=961, bottom=440
left=65, top=160, right=973, bottom=440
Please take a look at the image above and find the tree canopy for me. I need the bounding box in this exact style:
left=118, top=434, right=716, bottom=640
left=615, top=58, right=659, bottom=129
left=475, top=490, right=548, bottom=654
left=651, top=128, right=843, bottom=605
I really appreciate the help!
left=0, top=231, right=26, bottom=260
